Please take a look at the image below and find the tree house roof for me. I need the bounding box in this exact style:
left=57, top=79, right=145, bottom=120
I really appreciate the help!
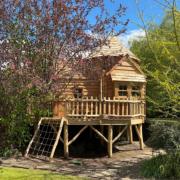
left=90, top=36, right=140, bottom=62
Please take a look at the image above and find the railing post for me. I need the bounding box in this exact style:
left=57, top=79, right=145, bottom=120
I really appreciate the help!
left=117, top=101, right=120, bottom=115
left=103, top=97, right=106, bottom=115
left=85, top=97, right=88, bottom=115
left=99, top=98, right=102, bottom=115
left=108, top=97, right=111, bottom=115
left=95, top=97, right=98, bottom=115
left=82, top=99, right=84, bottom=115
left=122, top=101, right=124, bottom=115
left=113, top=97, right=115, bottom=115
left=72, top=100, right=75, bottom=115
left=90, top=96, right=93, bottom=115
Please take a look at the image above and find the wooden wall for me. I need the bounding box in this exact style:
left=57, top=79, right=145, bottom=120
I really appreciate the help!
left=53, top=57, right=146, bottom=117
left=59, top=79, right=100, bottom=98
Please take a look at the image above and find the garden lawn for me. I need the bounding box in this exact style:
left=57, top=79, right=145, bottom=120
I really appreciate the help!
left=0, top=167, right=85, bottom=180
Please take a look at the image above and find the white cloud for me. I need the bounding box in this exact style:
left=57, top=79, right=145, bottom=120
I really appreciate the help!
left=119, top=29, right=145, bottom=48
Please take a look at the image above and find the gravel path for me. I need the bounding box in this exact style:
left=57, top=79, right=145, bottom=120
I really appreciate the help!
left=0, top=142, right=155, bottom=180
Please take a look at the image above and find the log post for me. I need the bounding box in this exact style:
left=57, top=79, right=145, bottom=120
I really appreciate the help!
left=64, top=122, right=69, bottom=158
left=139, top=124, right=144, bottom=150
left=135, top=124, right=144, bottom=150
left=128, top=125, right=133, bottom=144
left=108, top=125, right=113, bottom=158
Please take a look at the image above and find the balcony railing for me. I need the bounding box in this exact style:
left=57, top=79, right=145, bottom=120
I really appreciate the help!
left=62, top=97, right=145, bottom=118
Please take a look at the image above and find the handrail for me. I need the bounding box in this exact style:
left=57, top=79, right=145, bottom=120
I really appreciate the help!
left=57, top=96, right=145, bottom=117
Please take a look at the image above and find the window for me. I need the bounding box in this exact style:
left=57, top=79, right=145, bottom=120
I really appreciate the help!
left=74, top=88, right=83, bottom=98
left=118, top=85, right=127, bottom=96
left=132, top=86, right=140, bottom=97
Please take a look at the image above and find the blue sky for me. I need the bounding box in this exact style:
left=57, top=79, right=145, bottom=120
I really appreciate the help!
left=89, top=0, right=180, bottom=47
left=116, top=0, right=165, bottom=31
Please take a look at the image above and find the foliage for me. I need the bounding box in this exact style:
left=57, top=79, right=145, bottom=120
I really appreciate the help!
left=132, top=2, right=180, bottom=178
left=130, top=2, right=180, bottom=118
left=1, top=0, right=128, bottom=97
left=0, top=167, right=85, bottom=180
left=0, top=88, right=49, bottom=157
left=0, top=1, right=128, bottom=156
left=140, top=152, right=180, bottom=179
left=146, top=120, right=180, bottom=151
left=143, top=119, right=180, bottom=178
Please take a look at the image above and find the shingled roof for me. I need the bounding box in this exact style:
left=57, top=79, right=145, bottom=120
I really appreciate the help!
left=90, top=36, right=140, bottom=62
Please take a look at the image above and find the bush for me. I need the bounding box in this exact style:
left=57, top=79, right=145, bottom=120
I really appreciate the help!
left=0, top=87, right=52, bottom=157
left=141, top=151, right=180, bottom=179
left=146, top=120, right=180, bottom=151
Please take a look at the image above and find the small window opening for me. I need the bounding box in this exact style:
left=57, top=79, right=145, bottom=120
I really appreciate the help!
left=74, top=88, right=83, bottom=98
left=132, top=86, right=140, bottom=97
left=118, top=85, right=127, bottom=96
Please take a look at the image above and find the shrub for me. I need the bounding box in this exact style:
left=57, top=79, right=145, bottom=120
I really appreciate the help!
left=146, top=120, right=180, bottom=151
left=141, top=151, right=180, bottom=178
left=0, top=87, right=52, bottom=157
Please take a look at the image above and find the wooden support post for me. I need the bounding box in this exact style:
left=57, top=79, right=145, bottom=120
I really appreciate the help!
left=64, top=122, right=69, bottom=158
left=135, top=124, right=144, bottom=150
left=128, top=125, right=133, bottom=144
left=108, top=125, right=113, bottom=158
left=139, top=124, right=144, bottom=150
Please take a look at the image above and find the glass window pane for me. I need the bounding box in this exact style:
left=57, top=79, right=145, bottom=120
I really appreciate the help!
left=118, top=91, right=127, bottom=96
left=74, top=88, right=82, bottom=98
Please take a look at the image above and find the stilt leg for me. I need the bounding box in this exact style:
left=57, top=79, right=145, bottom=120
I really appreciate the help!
left=128, top=125, right=133, bottom=144
left=108, top=125, right=113, bottom=158
left=64, top=123, right=69, bottom=158
left=135, top=124, right=144, bottom=150
left=139, top=124, right=144, bottom=150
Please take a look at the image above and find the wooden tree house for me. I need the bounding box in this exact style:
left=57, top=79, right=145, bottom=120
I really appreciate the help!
left=25, top=37, right=146, bottom=159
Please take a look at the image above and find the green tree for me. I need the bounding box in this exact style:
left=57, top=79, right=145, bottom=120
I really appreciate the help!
left=131, top=4, right=180, bottom=118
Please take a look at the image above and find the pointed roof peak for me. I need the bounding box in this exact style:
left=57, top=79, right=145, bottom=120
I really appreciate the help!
left=90, top=36, right=140, bottom=62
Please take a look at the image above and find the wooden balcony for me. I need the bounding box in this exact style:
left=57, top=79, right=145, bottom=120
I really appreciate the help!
left=54, top=97, right=145, bottom=125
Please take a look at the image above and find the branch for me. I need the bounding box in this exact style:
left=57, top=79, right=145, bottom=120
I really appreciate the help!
left=171, top=0, right=180, bottom=51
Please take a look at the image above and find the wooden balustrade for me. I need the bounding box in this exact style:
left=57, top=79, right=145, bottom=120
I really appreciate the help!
left=62, top=97, right=145, bottom=118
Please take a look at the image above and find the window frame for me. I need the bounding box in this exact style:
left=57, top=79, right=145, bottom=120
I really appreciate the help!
left=74, top=88, right=83, bottom=99
left=131, top=85, right=141, bottom=97
left=117, top=85, right=128, bottom=97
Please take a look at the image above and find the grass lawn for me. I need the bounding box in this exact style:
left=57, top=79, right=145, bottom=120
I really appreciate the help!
left=0, top=167, right=85, bottom=180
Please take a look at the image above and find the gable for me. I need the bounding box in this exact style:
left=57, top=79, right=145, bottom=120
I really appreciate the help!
left=110, top=58, right=146, bottom=82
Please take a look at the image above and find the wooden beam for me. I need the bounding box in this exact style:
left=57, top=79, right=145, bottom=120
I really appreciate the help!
left=90, top=126, right=108, bottom=143
left=108, top=125, right=113, bottom=158
left=68, top=126, right=88, bottom=146
left=50, top=117, right=65, bottom=159
left=64, top=122, right=69, bottom=158
left=134, top=124, right=144, bottom=150
left=128, top=125, right=133, bottom=144
left=50, top=124, right=64, bottom=143
left=25, top=118, right=43, bottom=157
left=112, top=125, right=127, bottom=144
